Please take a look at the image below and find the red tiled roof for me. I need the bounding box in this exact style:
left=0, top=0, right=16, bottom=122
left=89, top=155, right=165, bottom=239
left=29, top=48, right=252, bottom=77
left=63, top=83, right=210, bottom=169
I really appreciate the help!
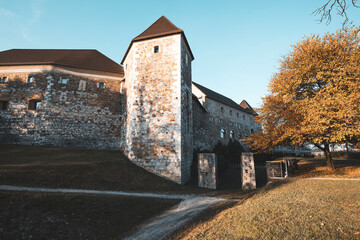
left=121, top=16, right=194, bottom=64
left=0, top=49, right=124, bottom=76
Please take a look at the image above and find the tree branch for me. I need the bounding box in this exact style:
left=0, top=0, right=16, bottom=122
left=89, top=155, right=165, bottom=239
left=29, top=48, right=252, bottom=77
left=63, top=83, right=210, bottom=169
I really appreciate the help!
left=313, top=0, right=360, bottom=26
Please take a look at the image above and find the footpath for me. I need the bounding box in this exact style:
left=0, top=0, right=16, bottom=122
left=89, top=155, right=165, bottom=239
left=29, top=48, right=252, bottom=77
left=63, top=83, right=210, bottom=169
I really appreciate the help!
left=0, top=185, right=226, bottom=240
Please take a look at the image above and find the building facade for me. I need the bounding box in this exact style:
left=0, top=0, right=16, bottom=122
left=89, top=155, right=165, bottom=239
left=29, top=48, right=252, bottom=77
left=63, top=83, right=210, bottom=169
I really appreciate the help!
left=0, top=16, right=258, bottom=184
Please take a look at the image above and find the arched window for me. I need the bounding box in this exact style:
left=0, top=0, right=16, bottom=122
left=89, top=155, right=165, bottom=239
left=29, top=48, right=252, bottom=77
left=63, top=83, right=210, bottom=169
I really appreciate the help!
left=230, top=130, right=234, bottom=139
left=220, top=129, right=225, bottom=139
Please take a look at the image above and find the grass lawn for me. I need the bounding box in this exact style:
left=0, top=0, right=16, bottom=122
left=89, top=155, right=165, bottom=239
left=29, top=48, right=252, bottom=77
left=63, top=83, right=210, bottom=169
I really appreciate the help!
left=293, top=158, right=360, bottom=178
left=176, top=179, right=360, bottom=240
left=0, top=144, right=211, bottom=194
left=0, top=191, right=180, bottom=239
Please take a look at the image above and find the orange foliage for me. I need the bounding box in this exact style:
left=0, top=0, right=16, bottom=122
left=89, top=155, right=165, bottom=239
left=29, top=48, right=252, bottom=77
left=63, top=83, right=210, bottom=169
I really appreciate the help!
left=248, top=26, right=360, bottom=169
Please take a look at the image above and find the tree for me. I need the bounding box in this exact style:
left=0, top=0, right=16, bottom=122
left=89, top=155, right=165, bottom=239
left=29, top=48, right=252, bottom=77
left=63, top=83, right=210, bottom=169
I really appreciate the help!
left=314, top=0, right=360, bottom=25
left=248, top=26, right=360, bottom=170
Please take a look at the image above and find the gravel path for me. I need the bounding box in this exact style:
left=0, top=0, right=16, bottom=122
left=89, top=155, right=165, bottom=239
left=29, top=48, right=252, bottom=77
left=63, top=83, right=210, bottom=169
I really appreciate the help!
left=0, top=185, right=226, bottom=240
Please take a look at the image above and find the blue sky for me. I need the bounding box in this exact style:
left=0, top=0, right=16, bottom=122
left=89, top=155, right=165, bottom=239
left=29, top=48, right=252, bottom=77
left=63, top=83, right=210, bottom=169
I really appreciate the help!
left=0, top=0, right=359, bottom=108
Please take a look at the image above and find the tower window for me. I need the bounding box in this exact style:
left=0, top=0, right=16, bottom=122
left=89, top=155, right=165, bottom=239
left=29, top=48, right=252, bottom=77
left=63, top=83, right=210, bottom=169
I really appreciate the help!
left=154, top=46, right=159, bottom=53
left=0, top=100, right=9, bottom=110
left=230, top=130, right=234, bottom=139
left=28, top=99, right=42, bottom=110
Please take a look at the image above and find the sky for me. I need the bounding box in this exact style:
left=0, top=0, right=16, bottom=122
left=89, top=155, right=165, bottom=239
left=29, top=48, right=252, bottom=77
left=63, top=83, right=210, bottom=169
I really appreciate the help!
left=0, top=0, right=359, bottom=108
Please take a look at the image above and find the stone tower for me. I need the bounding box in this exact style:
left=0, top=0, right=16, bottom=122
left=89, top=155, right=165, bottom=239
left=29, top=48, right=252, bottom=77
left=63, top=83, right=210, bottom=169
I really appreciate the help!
left=121, top=16, right=194, bottom=184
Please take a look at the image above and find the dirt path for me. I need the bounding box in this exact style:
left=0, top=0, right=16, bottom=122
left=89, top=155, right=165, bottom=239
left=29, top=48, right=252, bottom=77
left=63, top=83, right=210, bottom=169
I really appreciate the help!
left=0, top=185, right=226, bottom=240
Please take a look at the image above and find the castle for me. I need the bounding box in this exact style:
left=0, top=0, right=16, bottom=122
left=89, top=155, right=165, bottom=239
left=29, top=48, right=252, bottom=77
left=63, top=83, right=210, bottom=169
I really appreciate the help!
left=0, top=16, right=258, bottom=184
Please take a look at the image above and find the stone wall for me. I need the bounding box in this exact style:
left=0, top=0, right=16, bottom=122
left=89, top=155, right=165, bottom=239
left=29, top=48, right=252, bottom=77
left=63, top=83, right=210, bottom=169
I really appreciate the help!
left=192, top=96, right=257, bottom=151
left=180, top=37, right=193, bottom=183
left=123, top=34, right=191, bottom=184
left=0, top=68, right=124, bottom=149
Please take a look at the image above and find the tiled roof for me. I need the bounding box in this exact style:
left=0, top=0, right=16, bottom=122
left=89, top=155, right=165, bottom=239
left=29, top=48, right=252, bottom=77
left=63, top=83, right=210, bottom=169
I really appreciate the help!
left=0, top=49, right=124, bottom=76
left=240, top=100, right=257, bottom=115
left=192, top=82, right=256, bottom=115
left=133, top=16, right=183, bottom=42
left=121, top=16, right=194, bottom=64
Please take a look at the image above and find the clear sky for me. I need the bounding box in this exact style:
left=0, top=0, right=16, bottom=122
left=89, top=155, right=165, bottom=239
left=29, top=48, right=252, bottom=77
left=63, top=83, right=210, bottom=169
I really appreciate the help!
left=0, top=0, right=359, bottom=108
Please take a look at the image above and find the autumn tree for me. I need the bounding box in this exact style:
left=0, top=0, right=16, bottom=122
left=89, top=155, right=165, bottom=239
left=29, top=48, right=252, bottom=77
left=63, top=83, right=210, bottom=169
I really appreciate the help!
left=248, top=26, right=360, bottom=170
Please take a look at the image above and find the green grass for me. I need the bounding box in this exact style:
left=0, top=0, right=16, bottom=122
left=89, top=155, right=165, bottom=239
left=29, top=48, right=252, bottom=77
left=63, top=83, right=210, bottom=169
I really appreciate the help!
left=0, top=191, right=180, bottom=239
left=0, top=144, right=210, bottom=194
left=180, top=179, right=360, bottom=240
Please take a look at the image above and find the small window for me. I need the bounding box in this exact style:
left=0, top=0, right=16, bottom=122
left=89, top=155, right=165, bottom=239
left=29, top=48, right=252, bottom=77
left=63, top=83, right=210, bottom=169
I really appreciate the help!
left=243, top=115, right=245, bottom=120
left=0, top=100, right=9, bottom=110
left=28, top=99, right=42, bottom=110
left=98, top=82, right=105, bottom=88
left=237, top=113, right=239, bottom=117
left=230, top=130, right=234, bottom=139
left=154, top=46, right=159, bottom=53
left=251, top=129, right=254, bottom=134
left=221, top=107, right=224, bottom=113
left=60, top=78, right=68, bottom=84
left=230, top=110, right=232, bottom=116
left=0, top=77, right=8, bottom=83
left=220, top=129, right=225, bottom=139
left=27, top=76, right=35, bottom=83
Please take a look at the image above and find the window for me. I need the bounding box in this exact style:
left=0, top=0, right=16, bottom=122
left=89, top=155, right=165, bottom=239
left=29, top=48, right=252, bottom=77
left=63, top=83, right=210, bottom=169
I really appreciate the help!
left=0, top=77, right=8, bottom=83
left=98, top=82, right=105, bottom=88
left=237, top=113, right=239, bottom=117
left=220, top=129, right=225, bottom=139
left=154, top=46, right=159, bottom=53
left=28, top=99, right=42, bottom=110
left=60, top=78, right=68, bottom=84
left=221, top=107, right=224, bottom=113
left=251, top=129, right=254, bottom=134
left=230, top=110, right=232, bottom=116
left=230, top=130, right=234, bottom=139
left=185, top=54, right=188, bottom=64
left=27, top=76, right=35, bottom=83
left=0, top=100, right=9, bottom=110
left=78, top=80, right=86, bottom=91
left=243, top=115, right=245, bottom=120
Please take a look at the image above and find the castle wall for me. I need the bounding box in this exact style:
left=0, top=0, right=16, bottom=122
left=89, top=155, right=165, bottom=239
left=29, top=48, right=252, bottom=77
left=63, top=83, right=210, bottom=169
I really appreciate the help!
left=0, top=67, right=124, bottom=149
left=123, top=34, right=187, bottom=183
left=192, top=96, right=257, bottom=151
left=180, top=37, right=193, bottom=183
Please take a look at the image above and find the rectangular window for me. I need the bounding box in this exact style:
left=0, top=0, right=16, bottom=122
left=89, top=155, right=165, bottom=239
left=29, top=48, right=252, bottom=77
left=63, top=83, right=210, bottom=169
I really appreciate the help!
left=60, top=78, right=68, bottom=84
left=98, top=82, right=105, bottom=88
left=230, top=110, right=232, bottom=116
left=154, top=46, right=159, bottom=53
left=0, top=100, right=9, bottom=110
left=0, top=77, right=8, bottom=83
left=28, top=99, right=42, bottom=110
left=27, top=76, right=35, bottom=83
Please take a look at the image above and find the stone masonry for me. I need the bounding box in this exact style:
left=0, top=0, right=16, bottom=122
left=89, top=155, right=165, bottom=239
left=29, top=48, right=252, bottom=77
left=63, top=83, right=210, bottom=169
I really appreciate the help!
left=198, top=153, right=217, bottom=189
left=0, top=67, right=124, bottom=149
left=0, top=16, right=259, bottom=185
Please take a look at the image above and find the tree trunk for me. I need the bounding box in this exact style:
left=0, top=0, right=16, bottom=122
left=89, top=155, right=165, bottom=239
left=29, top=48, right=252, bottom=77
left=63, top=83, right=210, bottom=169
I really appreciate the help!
left=324, top=144, right=335, bottom=170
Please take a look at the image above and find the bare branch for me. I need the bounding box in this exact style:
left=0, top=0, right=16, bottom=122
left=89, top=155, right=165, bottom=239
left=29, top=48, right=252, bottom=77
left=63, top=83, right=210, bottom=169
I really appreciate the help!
left=313, top=0, right=360, bottom=26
